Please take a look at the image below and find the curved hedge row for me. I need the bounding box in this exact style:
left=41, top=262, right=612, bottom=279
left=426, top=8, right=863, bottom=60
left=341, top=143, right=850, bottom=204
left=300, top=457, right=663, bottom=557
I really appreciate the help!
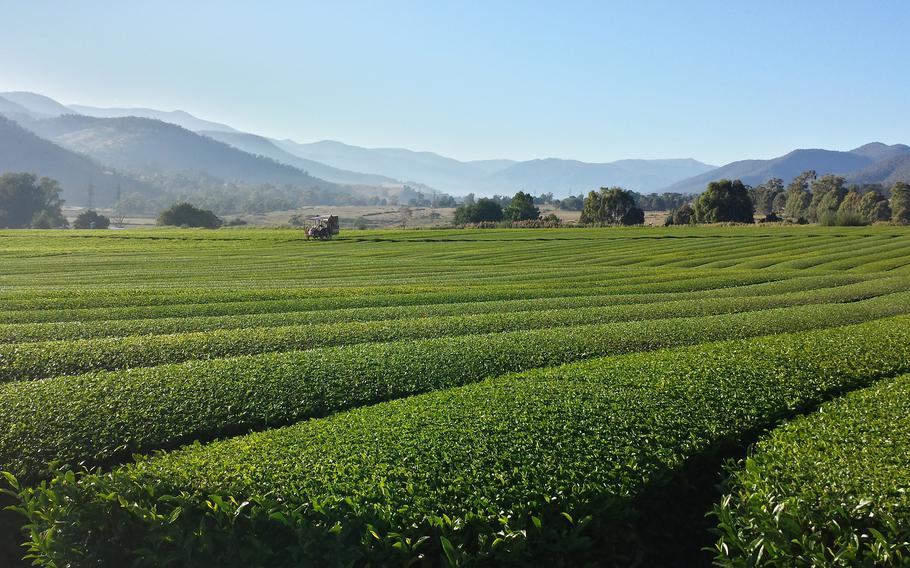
left=10, top=316, right=910, bottom=567
left=3, top=295, right=910, bottom=482
left=0, top=274, right=867, bottom=344
left=2, top=283, right=906, bottom=382
left=0, top=272, right=776, bottom=325
left=712, top=374, right=910, bottom=567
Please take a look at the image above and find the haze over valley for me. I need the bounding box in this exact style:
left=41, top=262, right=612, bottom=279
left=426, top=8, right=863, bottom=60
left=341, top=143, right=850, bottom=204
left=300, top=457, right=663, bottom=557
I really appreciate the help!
left=1, top=90, right=907, bottom=215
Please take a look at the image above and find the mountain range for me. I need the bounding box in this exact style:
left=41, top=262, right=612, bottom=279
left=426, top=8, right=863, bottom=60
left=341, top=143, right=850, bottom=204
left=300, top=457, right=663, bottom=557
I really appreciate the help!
left=0, top=115, right=154, bottom=204
left=0, top=90, right=908, bottom=210
left=663, top=143, right=910, bottom=194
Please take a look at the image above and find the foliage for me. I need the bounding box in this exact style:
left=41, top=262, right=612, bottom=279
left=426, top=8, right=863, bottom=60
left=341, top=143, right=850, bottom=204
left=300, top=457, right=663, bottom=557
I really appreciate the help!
left=891, top=182, right=910, bottom=225
left=2, top=286, right=909, bottom=482
left=555, top=194, right=584, bottom=211
left=783, top=170, right=815, bottom=220
left=579, top=187, right=644, bottom=225
left=713, top=373, right=910, bottom=566
left=453, top=198, right=503, bottom=224
left=635, top=192, right=690, bottom=211
left=859, top=189, right=891, bottom=222
left=3, top=226, right=910, bottom=564
left=750, top=178, right=784, bottom=215
left=809, top=174, right=847, bottom=223
left=0, top=274, right=866, bottom=342
left=694, top=179, right=754, bottom=223
left=10, top=316, right=910, bottom=566
left=666, top=203, right=694, bottom=225
left=72, top=210, right=111, bottom=230
left=502, top=191, right=540, bottom=222
left=157, top=202, right=222, bottom=228
left=0, top=173, right=68, bottom=229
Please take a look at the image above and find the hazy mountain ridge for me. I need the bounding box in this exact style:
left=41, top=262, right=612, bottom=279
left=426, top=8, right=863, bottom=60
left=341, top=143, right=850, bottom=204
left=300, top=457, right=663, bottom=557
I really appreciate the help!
left=15, top=114, right=338, bottom=189
left=846, top=154, right=910, bottom=187
left=5, top=90, right=906, bottom=200
left=200, top=131, right=399, bottom=186
left=662, top=144, right=910, bottom=194
left=488, top=157, right=716, bottom=195
left=0, top=115, right=154, bottom=205
left=69, top=105, right=240, bottom=134
left=0, top=92, right=73, bottom=117
left=275, top=140, right=716, bottom=195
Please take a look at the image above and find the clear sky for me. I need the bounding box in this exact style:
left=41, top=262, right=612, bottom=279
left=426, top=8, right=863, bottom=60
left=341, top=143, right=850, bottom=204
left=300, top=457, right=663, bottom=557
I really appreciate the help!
left=1, top=0, right=907, bottom=165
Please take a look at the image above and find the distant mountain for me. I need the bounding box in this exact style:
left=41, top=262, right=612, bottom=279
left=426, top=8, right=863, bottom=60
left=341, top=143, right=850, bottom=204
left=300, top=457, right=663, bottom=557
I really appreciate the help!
left=488, top=158, right=716, bottom=195
left=200, top=130, right=398, bottom=186
left=0, top=115, right=153, bottom=206
left=848, top=142, right=910, bottom=163
left=275, top=139, right=494, bottom=192
left=0, top=91, right=73, bottom=117
left=0, top=95, right=39, bottom=119
left=69, top=105, right=239, bottom=133
left=847, top=154, right=910, bottom=188
left=662, top=148, right=885, bottom=194
left=16, top=114, right=339, bottom=189
left=276, top=139, right=713, bottom=195
left=466, top=159, right=519, bottom=176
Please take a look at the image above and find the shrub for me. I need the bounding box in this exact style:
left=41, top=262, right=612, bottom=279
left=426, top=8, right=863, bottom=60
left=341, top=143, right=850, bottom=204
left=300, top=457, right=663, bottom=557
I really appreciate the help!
left=157, top=203, right=222, bottom=228
left=453, top=198, right=502, bottom=224
left=72, top=210, right=111, bottom=229
left=2, top=291, right=909, bottom=482
left=667, top=203, right=694, bottom=225
left=10, top=316, right=910, bottom=567
left=0, top=274, right=857, bottom=343
left=712, top=373, right=910, bottom=566
left=2, top=282, right=907, bottom=382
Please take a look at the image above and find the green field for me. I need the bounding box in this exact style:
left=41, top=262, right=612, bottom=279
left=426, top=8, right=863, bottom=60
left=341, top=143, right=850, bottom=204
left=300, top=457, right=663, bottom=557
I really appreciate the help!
left=2, top=225, right=910, bottom=566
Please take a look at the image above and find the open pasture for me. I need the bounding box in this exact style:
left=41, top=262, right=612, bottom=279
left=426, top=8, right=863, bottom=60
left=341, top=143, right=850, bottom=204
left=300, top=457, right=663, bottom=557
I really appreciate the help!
left=2, top=225, right=910, bottom=566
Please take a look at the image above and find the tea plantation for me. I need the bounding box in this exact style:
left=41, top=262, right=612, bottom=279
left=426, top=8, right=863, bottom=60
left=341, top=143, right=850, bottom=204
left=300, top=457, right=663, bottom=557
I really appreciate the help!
left=1, top=226, right=909, bottom=566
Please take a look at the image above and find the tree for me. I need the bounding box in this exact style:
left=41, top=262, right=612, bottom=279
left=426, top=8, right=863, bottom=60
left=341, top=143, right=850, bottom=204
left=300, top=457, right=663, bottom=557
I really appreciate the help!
left=771, top=191, right=788, bottom=214
left=693, top=179, right=754, bottom=224
left=453, top=198, right=503, bottom=224
left=502, top=191, right=540, bottom=222
left=580, top=187, right=644, bottom=225
left=891, top=182, right=910, bottom=225
left=859, top=189, right=891, bottom=223
left=73, top=210, right=111, bottom=229
left=667, top=203, right=694, bottom=225
left=784, top=170, right=815, bottom=220
left=557, top=194, right=584, bottom=211
left=157, top=203, right=222, bottom=228
left=751, top=178, right=784, bottom=215
left=832, top=190, right=866, bottom=226
left=0, top=173, right=68, bottom=229
left=808, top=175, right=847, bottom=223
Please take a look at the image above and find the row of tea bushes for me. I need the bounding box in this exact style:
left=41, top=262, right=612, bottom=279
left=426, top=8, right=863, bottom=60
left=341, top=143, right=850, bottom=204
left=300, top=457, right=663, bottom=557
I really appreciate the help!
left=3, top=299, right=910, bottom=481
left=713, top=374, right=910, bottom=567
left=2, top=285, right=906, bottom=381
left=10, top=316, right=910, bottom=566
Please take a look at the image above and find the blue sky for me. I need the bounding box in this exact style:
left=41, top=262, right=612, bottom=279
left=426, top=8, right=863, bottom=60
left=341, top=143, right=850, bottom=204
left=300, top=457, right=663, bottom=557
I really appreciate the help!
left=1, top=1, right=908, bottom=165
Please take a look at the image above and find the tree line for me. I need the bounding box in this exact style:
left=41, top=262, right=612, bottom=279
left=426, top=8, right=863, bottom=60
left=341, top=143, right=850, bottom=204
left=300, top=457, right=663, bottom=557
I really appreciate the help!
left=665, top=173, right=910, bottom=226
